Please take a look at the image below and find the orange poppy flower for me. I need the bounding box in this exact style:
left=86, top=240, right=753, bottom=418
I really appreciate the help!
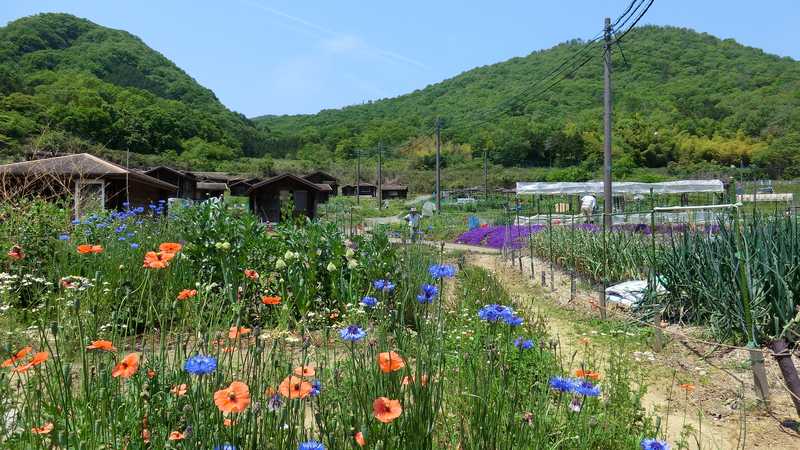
left=221, top=347, right=236, bottom=353
left=214, top=381, right=251, bottom=413
left=159, top=242, right=183, bottom=253
left=355, top=431, right=366, bottom=447
left=228, top=326, right=251, bottom=339
left=177, top=289, right=197, bottom=300
left=261, top=295, right=281, bottom=305
left=244, top=269, right=259, bottom=280
left=30, top=351, right=48, bottom=366
left=31, top=422, right=53, bottom=435
left=7, top=245, right=23, bottom=260
left=86, top=340, right=116, bottom=352
left=2, top=346, right=32, bottom=367
left=265, top=386, right=276, bottom=396
left=278, top=375, right=313, bottom=399
left=141, top=428, right=151, bottom=443
left=575, top=369, right=601, bottom=381
left=293, top=366, right=315, bottom=377
left=679, top=383, right=695, bottom=393
left=168, top=431, right=185, bottom=441
left=77, top=244, right=103, bottom=254
left=377, top=351, right=405, bottom=373
left=146, top=368, right=156, bottom=379
left=142, top=251, right=168, bottom=269
left=112, top=353, right=140, bottom=378
left=401, top=374, right=429, bottom=386
left=372, top=397, right=403, bottom=423
left=223, top=418, right=234, bottom=427
left=578, top=337, right=591, bottom=346
left=171, top=384, right=188, bottom=397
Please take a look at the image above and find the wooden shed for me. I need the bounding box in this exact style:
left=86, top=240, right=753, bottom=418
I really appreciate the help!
left=341, top=182, right=377, bottom=197
left=196, top=182, right=227, bottom=200
left=144, top=166, right=197, bottom=200
left=228, top=179, right=253, bottom=197
left=303, top=171, right=339, bottom=196
left=248, top=174, right=326, bottom=223
left=381, top=184, right=409, bottom=199
left=0, top=153, right=176, bottom=216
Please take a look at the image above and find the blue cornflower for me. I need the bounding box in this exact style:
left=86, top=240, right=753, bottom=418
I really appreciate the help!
left=360, top=296, right=378, bottom=308
left=118, top=236, right=126, bottom=241
left=416, top=283, right=439, bottom=304
left=372, top=279, right=395, bottom=293
left=548, top=376, right=576, bottom=393
left=513, top=337, right=534, bottom=350
left=298, top=441, right=325, bottom=450
left=429, top=264, right=456, bottom=279
left=134, top=207, right=145, bottom=214
left=95, top=222, right=108, bottom=228
left=115, top=224, right=127, bottom=233
left=130, top=243, right=140, bottom=249
left=575, top=380, right=601, bottom=397
left=267, top=393, right=283, bottom=411
left=184, top=355, right=217, bottom=375
left=640, top=439, right=670, bottom=450
left=214, top=445, right=237, bottom=450
left=71, top=218, right=81, bottom=225
left=122, top=201, right=130, bottom=208
left=126, top=232, right=136, bottom=237
left=58, top=234, right=70, bottom=241
left=310, top=379, right=321, bottom=397
left=478, top=304, right=514, bottom=322
left=504, top=314, right=523, bottom=327
left=339, top=325, right=366, bottom=342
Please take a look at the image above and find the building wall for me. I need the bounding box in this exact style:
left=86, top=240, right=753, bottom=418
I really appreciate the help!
left=249, top=178, right=320, bottom=223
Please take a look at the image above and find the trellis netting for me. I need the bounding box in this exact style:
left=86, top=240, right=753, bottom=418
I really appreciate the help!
left=515, top=180, right=724, bottom=195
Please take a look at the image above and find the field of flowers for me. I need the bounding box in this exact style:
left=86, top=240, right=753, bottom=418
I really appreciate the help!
left=0, top=199, right=667, bottom=449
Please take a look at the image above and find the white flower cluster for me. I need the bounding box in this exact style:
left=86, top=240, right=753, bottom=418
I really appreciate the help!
left=0, top=272, right=52, bottom=294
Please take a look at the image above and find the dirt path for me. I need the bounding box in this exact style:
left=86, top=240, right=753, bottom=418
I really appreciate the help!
left=460, top=250, right=800, bottom=450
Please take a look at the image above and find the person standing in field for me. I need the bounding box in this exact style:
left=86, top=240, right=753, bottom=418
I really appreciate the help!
left=580, top=193, right=596, bottom=224
left=404, top=207, right=422, bottom=242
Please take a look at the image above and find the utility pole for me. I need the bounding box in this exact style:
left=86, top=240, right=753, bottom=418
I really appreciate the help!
left=483, top=148, right=488, bottom=199
left=602, top=17, right=613, bottom=230
left=377, top=142, right=383, bottom=209
left=356, top=148, right=361, bottom=205
left=435, top=118, right=442, bottom=212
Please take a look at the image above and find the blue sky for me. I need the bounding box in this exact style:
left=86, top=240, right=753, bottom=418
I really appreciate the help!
left=3, top=1, right=798, bottom=117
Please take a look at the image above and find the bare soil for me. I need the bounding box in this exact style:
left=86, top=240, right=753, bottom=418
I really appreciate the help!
left=465, top=250, right=800, bottom=450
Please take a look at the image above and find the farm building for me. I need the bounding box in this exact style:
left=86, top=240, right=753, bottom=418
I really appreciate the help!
left=0, top=153, right=176, bottom=216
left=303, top=171, right=339, bottom=196
left=228, top=179, right=254, bottom=197
left=248, top=173, right=327, bottom=223
left=341, top=182, right=377, bottom=197
left=144, top=166, right=197, bottom=200
left=196, top=182, right=227, bottom=199
left=381, top=184, right=408, bottom=199
left=188, top=171, right=245, bottom=184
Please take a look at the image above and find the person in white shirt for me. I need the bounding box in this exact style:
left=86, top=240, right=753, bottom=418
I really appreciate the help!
left=403, top=207, right=422, bottom=242
left=580, top=194, right=596, bottom=224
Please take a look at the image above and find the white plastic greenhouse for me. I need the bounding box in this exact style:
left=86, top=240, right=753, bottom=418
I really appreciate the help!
left=515, top=180, right=724, bottom=195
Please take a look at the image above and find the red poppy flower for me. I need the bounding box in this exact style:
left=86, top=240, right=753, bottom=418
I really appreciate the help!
left=244, top=269, right=259, bottom=280
left=7, top=245, right=23, bottom=260
left=261, top=295, right=281, bottom=305
left=86, top=340, right=116, bottom=352
left=278, top=375, right=312, bottom=399
left=31, top=422, right=53, bottom=435
left=177, top=289, right=197, bottom=300
left=2, top=346, right=32, bottom=367
left=293, top=366, right=315, bottom=377
left=171, top=384, right=188, bottom=396
left=159, top=242, right=183, bottom=253
left=377, top=351, right=405, bottom=373
left=112, top=353, right=140, bottom=378
left=77, top=244, right=103, bottom=254
left=228, top=326, right=251, bottom=339
left=355, top=431, right=366, bottom=447
left=372, top=397, right=402, bottom=423
left=168, top=431, right=185, bottom=441
left=214, top=381, right=251, bottom=413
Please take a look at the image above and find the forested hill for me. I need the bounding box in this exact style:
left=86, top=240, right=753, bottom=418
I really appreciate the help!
left=0, top=13, right=273, bottom=169
left=256, top=26, right=800, bottom=178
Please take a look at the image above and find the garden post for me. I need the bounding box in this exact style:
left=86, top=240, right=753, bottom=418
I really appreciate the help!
left=769, top=338, right=800, bottom=416
left=548, top=203, right=554, bottom=292
left=748, top=347, right=770, bottom=403
left=528, top=197, right=535, bottom=280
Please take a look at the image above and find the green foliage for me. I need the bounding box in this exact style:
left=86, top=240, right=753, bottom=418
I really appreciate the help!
left=257, top=26, right=800, bottom=176
left=0, top=13, right=275, bottom=164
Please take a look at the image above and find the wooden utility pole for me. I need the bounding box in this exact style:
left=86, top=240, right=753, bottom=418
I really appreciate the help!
left=435, top=118, right=442, bottom=212
left=602, top=17, right=613, bottom=230
left=377, top=143, right=383, bottom=209
left=483, top=148, right=488, bottom=199
left=356, top=148, right=361, bottom=205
